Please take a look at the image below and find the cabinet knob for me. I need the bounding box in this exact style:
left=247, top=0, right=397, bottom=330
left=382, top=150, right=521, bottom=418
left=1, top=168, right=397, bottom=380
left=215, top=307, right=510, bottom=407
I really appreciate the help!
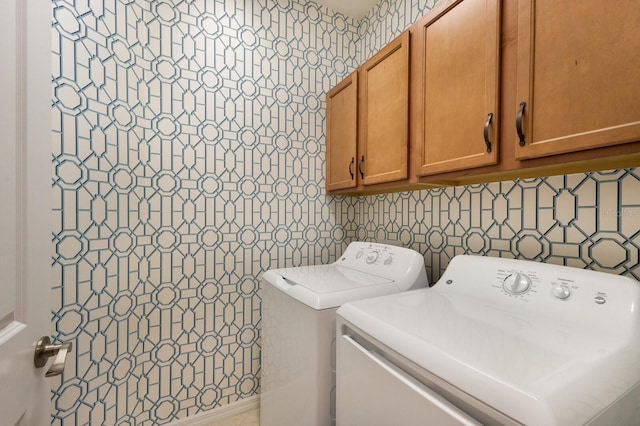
left=349, top=157, right=354, bottom=180
left=516, top=102, right=527, bottom=146
left=483, top=112, right=493, bottom=153
left=358, top=156, right=365, bottom=179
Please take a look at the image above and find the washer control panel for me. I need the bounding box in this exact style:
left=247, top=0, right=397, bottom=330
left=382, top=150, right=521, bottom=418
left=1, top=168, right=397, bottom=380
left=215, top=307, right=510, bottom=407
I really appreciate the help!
left=336, top=242, right=428, bottom=289
left=350, top=243, right=398, bottom=267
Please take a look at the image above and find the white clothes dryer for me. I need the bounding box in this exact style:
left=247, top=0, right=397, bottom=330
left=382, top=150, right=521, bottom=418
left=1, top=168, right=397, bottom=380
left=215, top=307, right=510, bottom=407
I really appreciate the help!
left=336, top=255, right=640, bottom=425
left=260, top=242, right=428, bottom=426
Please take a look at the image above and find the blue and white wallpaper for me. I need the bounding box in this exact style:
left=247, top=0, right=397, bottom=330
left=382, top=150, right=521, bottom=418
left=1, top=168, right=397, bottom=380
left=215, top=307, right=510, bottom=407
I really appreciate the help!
left=52, top=0, right=360, bottom=424
left=51, top=0, right=639, bottom=424
left=358, top=172, right=640, bottom=284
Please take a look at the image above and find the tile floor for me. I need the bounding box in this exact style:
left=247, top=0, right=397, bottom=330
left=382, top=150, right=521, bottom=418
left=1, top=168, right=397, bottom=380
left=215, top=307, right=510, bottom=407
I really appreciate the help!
left=208, top=409, right=260, bottom=426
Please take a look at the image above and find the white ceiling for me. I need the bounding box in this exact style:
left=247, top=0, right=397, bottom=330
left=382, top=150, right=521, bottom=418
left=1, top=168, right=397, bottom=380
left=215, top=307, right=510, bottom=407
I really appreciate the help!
left=311, top=0, right=380, bottom=20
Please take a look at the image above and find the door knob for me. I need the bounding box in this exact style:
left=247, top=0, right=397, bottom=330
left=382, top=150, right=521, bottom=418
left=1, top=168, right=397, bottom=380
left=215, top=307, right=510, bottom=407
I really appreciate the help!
left=34, top=336, right=72, bottom=377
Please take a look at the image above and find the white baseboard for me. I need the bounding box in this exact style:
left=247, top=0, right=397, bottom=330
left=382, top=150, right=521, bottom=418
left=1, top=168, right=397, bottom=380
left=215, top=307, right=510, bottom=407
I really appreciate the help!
left=167, top=395, right=260, bottom=426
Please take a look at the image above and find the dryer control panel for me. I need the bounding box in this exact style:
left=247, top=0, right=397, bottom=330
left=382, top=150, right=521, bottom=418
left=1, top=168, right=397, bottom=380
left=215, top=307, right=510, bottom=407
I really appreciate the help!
left=435, top=255, right=640, bottom=333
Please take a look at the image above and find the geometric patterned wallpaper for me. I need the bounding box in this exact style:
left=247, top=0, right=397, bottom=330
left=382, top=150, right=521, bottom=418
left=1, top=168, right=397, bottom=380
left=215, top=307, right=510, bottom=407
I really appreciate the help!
left=51, top=0, right=359, bottom=424
left=358, top=171, right=640, bottom=284
left=50, top=0, right=639, bottom=425
left=357, top=0, right=438, bottom=61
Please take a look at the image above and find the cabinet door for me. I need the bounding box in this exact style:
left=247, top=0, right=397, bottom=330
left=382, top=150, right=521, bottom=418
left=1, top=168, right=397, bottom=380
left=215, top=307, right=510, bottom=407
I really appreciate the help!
left=326, top=72, right=358, bottom=191
left=515, top=0, right=640, bottom=159
left=360, top=31, right=410, bottom=185
left=416, top=0, right=501, bottom=176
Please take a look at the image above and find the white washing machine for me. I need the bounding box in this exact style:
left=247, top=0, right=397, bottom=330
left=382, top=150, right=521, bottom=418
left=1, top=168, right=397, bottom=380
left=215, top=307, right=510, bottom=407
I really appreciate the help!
left=260, top=242, right=428, bottom=426
left=336, top=255, right=640, bottom=425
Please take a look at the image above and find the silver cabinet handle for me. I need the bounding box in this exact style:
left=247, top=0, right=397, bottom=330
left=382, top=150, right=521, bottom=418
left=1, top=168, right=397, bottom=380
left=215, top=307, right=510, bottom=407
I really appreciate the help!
left=34, top=336, right=72, bottom=377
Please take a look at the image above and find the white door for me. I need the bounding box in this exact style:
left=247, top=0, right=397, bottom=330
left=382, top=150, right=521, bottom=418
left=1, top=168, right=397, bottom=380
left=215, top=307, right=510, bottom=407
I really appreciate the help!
left=0, top=0, right=53, bottom=424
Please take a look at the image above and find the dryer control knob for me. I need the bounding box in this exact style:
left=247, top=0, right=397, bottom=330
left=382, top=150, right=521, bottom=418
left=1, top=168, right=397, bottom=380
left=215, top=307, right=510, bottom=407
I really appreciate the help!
left=552, top=285, right=571, bottom=300
left=366, top=252, right=379, bottom=264
left=502, top=273, right=532, bottom=295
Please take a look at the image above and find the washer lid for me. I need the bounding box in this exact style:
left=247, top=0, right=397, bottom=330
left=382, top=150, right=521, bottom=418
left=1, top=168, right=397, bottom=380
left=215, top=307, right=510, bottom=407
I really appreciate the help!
left=263, top=265, right=399, bottom=310
left=278, top=264, right=394, bottom=290
left=338, top=287, right=640, bottom=426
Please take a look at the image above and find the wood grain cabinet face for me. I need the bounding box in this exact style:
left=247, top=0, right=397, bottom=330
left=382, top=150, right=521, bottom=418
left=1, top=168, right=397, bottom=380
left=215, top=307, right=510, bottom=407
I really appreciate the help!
left=327, top=0, right=640, bottom=194
left=415, top=0, right=501, bottom=176
left=515, top=0, right=640, bottom=159
left=360, top=31, right=410, bottom=185
left=326, top=72, right=358, bottom=192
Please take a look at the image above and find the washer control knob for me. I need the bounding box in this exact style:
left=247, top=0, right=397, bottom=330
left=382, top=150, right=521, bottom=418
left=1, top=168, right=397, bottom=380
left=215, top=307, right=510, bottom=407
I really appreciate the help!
left=552, top=285, right=571, bottom=300
left=503, top=273, right=532, bottom=295
left=366, top=252, right=379, bottom=264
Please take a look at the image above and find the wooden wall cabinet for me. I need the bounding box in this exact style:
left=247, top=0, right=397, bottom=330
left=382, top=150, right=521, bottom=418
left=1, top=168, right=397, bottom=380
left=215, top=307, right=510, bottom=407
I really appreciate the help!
left=327, top=0, right=640, bottom=194
left=514, top=0, right=640, bottom=160
left=414, top=0, right=501, bottom=176
left=326, top=72, right=358, bottom=192
left=326, top=32, right=424, bottom=194
left=416, top=0, right=640, bottom=186
left=359, top=31, right=410, bottom=186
